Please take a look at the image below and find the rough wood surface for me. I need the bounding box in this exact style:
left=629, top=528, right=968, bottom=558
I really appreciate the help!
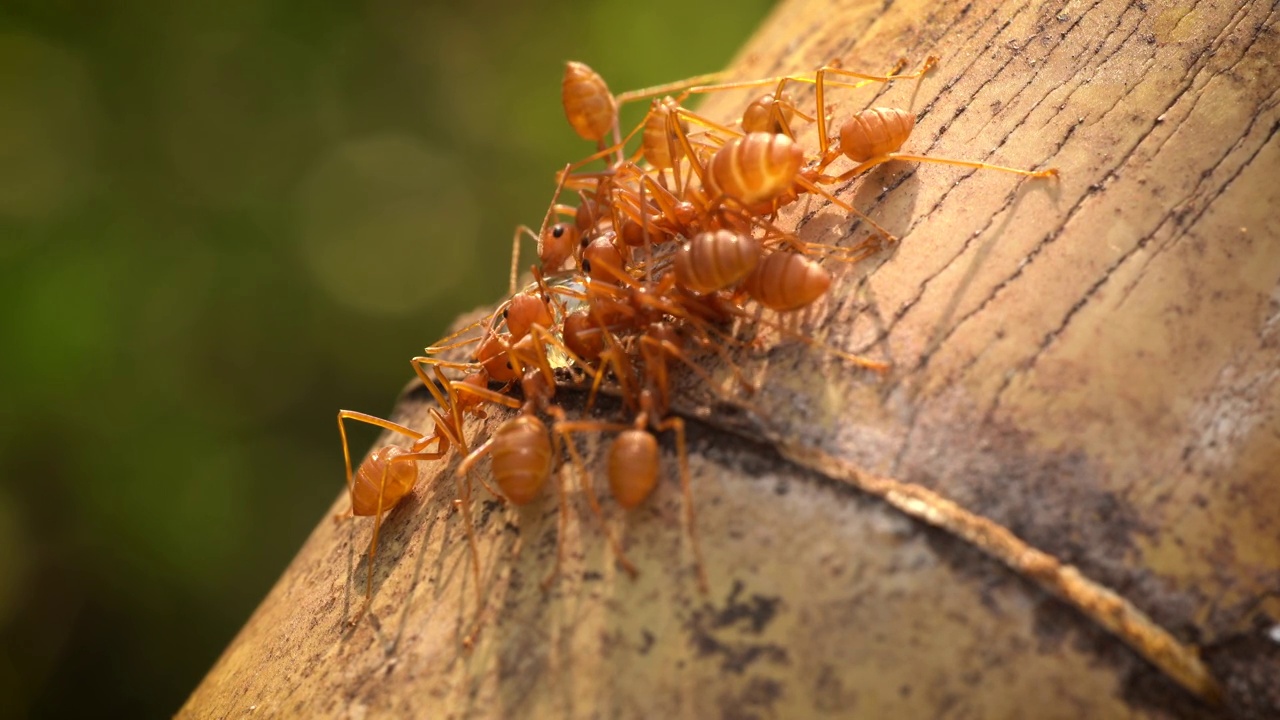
left=180, top=0, right=1280, bottom=717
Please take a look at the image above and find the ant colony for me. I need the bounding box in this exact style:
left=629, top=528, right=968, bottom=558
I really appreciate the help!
left=332, top=53, right=1075, bottom=659
left=323, top=54, right=1226, bottom=706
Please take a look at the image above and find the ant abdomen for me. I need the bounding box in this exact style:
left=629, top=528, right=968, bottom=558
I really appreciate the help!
left=608, top=429, right=659, bottom=509
left=674, top=229, right=762, bottom=295
left=352, top=446, right=418, bottom=516
left=491, top=415, right=553, bottom=505
left=741, top=250, right=832, bottom=311
left=707, top=132, right=804, bottom=205
left=839, top=107, right=915, bottom=162
left=641, top=97, right=686, bottom=170
left=741, top=92, right=796, bottom=135
left=562, top=61, right=616, bottom=143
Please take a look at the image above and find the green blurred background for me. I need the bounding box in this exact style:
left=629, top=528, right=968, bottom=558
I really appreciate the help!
left=0, top=1, right=774, bottom=716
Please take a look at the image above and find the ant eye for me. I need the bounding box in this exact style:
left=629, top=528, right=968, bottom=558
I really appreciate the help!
left=502, top=309, right=509, bottom=319
left=552, top=225, right=565, bottom=238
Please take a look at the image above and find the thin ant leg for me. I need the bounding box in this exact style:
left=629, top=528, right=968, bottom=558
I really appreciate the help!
left=404, top=360, right=502, bottom=614
left=556, top=418, right=639, bottom=579
left=359, top=443, right=449, bottom=612
left=651, top=412, right=706, bottom=593
left=409, top=361, right=469, bottom=448
left=636, top=334, right=764, bottom=417
left=544, top=428, right=572, bottom=590
left=612, top=70, right=729, bottom=105
left=793, top=173, right=899, bottom=244
left=617, top=67, right=911, bottom=106
left=822, top=154, right=1060, bottom=185
left=511, top=163, right=577, bottom=294
left=751, top=309, right=890, bottom=373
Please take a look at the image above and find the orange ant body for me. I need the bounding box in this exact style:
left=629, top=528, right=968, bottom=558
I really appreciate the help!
left=607, top=428, right=660, bottom=508
left=705, top=131, right=805, bottom=207
left=740, top=249, right=832, bottom=312
left=740, top=86, right=806, bottom=136
left=641, top=97, right=687, bottom=171
left=674, top=229, right=762, bottom=296
left=562, top=61, right=617, bottom=147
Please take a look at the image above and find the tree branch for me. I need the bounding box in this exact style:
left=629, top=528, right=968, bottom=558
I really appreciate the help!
left=181, top=0, right=1280, bottom=717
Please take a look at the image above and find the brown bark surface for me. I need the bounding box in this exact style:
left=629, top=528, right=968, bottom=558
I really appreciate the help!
left=181, top=0, right=1279, bottom=717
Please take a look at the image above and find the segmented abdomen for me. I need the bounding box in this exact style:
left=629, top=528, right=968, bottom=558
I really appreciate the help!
left=741, top=250, right=832, bottom=311
left=352, top=446, right=418, bottom=516
left=608, top=429, right=659, bottom=509
left=707, top=132, right=803, bottom=205
left=491, top=415, right=553, bottom=505
left=562, top=61, right=616, bottom=143
left=839, top=107, right=915, bottom=162
left=674, top=229, right=762, bottom=295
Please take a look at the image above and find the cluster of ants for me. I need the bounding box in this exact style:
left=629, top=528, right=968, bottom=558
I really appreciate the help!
left=335, top=56, right=1056, bottom=625
left=321, top=56, right=1231, bottom=704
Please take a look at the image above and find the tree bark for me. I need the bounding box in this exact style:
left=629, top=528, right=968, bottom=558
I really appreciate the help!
left=181, top=0, right=1279, bottom=717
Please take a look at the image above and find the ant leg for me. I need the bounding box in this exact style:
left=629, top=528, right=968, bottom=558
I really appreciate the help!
left=448, top=382, right=521, bottom=501
left=827, top=153, right=1060, bottom=184
left=541, top=430, right=572, bottom=591
left=652, top=414, right=706, bottom=593
left=771, top=77, right=798, bottom=140
left=453, top=430, right=496, bottom=481
left=408, top=392, right=487, bottom=611
left=556, top=122, right=648, bottom=180
left=450, top=378, right=521, bottom=412
left=612, top=69, right=728, bottom=105
left=669, top=108, right=712, bottom=187
left=423, top=311, right=500, bottom=354
left=509, top=225, right=541, bottom=297
left=410, top=359, right=491, bottom=457
left=410, top=357, right=454, bottom=408
left=556, top=419, right=638, bottom=578
left=672, top=106, right=741, bottom=140
left=638, top=335, right=762, bottom=416
left=423, top=335, right=484, bottom=356
left=597, top=342, right=640, bottom=414
left=794, top=173, right=898, bottom=244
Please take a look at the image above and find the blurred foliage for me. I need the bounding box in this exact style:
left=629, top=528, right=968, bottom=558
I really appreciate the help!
left=0, top=0, right=774, bottom=716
